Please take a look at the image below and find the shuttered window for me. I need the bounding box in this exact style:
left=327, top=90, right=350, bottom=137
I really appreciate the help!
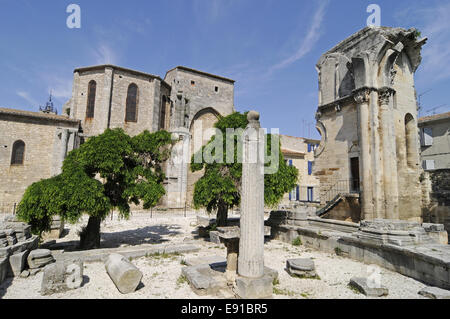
left=86, top=80, right=96, bottom=119
left=308, top=161, right=313, bottom=175
left=11, top=140, right=25, bottom=165
left=125, top=83, right=138, bottom=122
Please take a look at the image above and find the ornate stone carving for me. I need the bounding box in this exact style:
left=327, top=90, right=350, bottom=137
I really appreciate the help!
left=378, top=88, right=395, bottom=105
left=353, top=89, right=370, bottom=104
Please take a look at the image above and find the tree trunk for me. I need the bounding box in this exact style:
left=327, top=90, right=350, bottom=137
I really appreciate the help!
left=216, top=203, right=228, bottom=227
left=79, top=216, right=101, bottom=250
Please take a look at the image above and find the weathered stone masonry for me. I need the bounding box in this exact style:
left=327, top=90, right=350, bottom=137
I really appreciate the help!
left=313, top=26, right=427, bottom=222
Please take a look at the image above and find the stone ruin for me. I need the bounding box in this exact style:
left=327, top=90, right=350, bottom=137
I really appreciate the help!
left=0, top=215, right=40, bottom=283
left=0, top=215, right=86, bottom=296
left=266, top=210, right=450, bottom=291
left=182, top=111, right=278, bottom=299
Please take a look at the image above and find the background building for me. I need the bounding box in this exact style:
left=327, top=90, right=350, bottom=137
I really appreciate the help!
left=419, top=111, right=450, bottom=170
left=280, top=135, right=320, bottom=206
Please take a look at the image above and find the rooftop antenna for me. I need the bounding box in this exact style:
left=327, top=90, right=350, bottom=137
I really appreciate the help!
left=425, top=104, right=449, bottom=115
left=418, top=89, right=432, bottom=117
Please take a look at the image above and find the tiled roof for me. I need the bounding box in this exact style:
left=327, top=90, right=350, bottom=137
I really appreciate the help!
left=419, top=111, right=450, bottom=124
left=281, top=148, right=305, bottom=157
left=0, top=107, right=79, bottom=124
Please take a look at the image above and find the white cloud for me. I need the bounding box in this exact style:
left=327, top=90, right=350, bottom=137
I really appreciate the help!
left=269, top=0, right=329, bottom=72
left=92, top=44, right=119, bottom=65
left=16, top=90, right=38, bottom=107
left=397, top=3, right=450, bottom=82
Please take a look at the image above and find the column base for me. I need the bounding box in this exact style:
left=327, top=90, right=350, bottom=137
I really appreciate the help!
left=235, top=270, right=275, bottom=299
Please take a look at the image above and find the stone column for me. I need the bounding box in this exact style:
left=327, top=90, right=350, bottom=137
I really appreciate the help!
left=354, top=89, right=374, bottom=221
left=369, top=89, right=384, bottom=219
left=238, top=111, right=265, bottom=279
left=236, top=111, right=278, bottom=299
left=379, top=88, right=399, bottom=219
left=236, top=111, right=274, bottom=299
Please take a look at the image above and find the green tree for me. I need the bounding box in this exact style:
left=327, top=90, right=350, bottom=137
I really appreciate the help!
left=17, top=128, right=172, bottom=249
left=191, top=112, right=298, bottom=227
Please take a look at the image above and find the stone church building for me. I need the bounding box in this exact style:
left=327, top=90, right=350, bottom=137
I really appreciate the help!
left=0, top=65, right=236, bottom=211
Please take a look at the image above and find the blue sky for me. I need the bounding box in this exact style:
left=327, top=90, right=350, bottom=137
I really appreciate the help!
left=1, top=0, right=449, bottom=139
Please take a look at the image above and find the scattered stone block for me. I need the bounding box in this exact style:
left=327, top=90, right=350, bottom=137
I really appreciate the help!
left=30, top=268, right=42, bottom=276
left=349, top=277, right=389, bottom=297
left=209, top=231, right=220, bottom=244
left=41, top=259, right=84, bottom=296
left=419, top=286, right=450, bottom=299
left=181, top=264, right=227, bottom=296
left=42, top=216, right=65, bottom=241
left=0, top=257, right=8, bottom=284
left=0, top=247, right=12, bottom=258
left=105, top=253, right=142, bottom=294
left=20, top=270, right=30, bottom=278
left=184, top=255, right=226, bottom=268
left=0, top=231, right=8, bottom=248
left=27, top=249, right=55, bottom=269
left=5, top=230, right=17, bottom=246
left=286, top=258, right=317, bottom=278
left=9, top=250, right=29, bottom=276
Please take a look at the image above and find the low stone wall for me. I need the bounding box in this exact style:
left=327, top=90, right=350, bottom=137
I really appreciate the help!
left=267, top=212, right=450, bottom=290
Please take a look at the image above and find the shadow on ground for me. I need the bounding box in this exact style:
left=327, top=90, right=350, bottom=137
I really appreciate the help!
left=43, top=224, right=183, bottom=252
left=0, top=277, right=13, bottom=299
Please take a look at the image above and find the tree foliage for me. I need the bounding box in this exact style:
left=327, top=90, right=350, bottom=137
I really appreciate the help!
left=191, top=112, right=298, bottom=226
left=17, top=128, right=172, bottom=241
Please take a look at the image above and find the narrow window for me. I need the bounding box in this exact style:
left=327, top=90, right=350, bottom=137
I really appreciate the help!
left=11, top=140, right=25, bottom=165
left=159, top=96, right=167, bottom=130
left=308, top=161, right=313, bottom=175
left=215, top=86, right=219, bottom=92
left=405, top=114, right=417, bottom=168
left=191, top=81, right=195, bottom=86
left=125, top=83, right=138, bottom=122
left=86, top=80, right=97, bottom=119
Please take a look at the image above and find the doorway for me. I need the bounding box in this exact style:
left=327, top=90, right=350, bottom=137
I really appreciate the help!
left=350, top=157, right=360, bottom=193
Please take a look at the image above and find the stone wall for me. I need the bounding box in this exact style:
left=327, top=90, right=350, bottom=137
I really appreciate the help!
left=66, top=65, right=169, bottom=138
left=424, top=169, right=450, bottom=238
left=0, top=110, right=79, bottom=211
left=313, top=102, right=359, bottom=204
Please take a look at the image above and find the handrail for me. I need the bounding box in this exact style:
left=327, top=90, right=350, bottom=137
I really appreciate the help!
left=322, top=179, right=360, bottom=204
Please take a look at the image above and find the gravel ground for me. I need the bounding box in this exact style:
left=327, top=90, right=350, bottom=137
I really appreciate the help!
left=0, top=212, right=428, bottom=299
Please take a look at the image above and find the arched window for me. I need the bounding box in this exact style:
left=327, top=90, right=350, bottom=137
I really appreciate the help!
left=125, top=83, right=138, bottom=122
left=11, top=140, right=25, bottom=165
left=86, top=80, right=96, bottom=119
left=159, top=96, right=167, bottom=130
left=405, top=113, right=417, bottom=168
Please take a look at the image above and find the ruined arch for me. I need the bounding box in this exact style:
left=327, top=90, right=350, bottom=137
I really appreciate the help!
left=187, top=107, right=221, bottom=206
left=314, top=120, right=327, bottom=157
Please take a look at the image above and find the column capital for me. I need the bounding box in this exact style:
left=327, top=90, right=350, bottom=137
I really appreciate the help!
left=353, top=88, right=371, bottom=104
left=378, top=87, right=395, bottom=106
